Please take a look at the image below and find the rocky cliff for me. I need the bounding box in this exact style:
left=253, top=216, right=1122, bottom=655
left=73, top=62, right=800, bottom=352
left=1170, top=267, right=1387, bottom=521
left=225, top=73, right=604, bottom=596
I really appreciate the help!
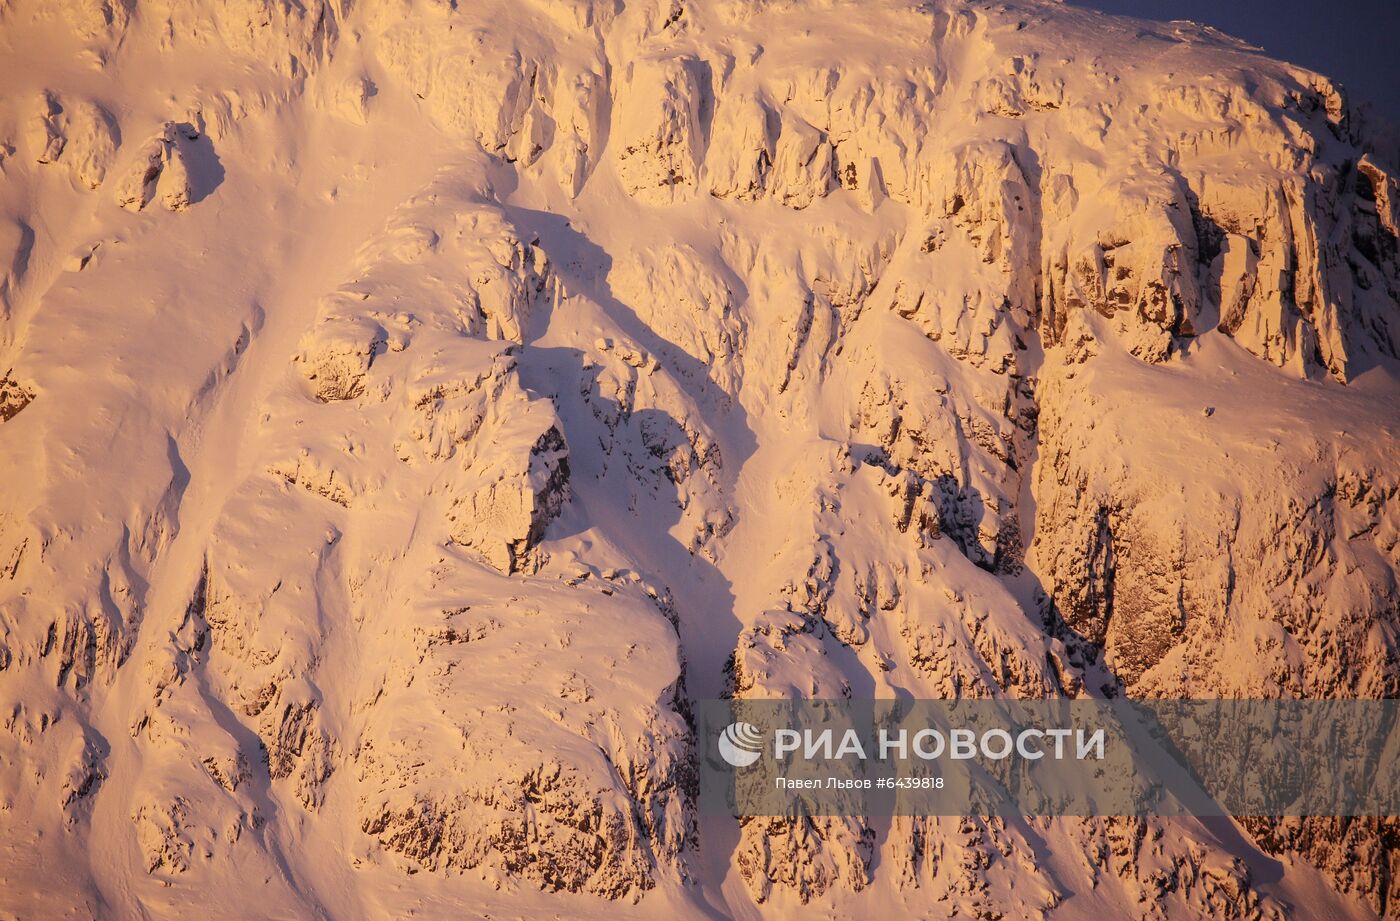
left=0, top=0, right=1397, bottom=918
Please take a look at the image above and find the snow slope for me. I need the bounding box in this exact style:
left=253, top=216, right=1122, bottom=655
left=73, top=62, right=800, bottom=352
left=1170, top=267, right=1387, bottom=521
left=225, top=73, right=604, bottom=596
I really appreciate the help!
left=0, top=0, right=1398, bottom=918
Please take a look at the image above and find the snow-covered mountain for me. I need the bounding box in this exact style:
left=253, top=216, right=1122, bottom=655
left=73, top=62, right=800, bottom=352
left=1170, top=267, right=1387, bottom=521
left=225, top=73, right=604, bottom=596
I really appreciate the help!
left=1, top=0, right=1398, bottom=918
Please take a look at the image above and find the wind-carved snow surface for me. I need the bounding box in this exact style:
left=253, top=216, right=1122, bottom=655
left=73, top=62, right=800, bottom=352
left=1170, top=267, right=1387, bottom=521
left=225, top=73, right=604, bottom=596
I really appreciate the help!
left=0, top=0, right=1398, bottom=918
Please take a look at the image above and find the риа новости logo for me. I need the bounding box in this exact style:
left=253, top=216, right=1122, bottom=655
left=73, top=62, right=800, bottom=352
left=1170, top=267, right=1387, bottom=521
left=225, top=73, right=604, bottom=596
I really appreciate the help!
left=718, top=721, right=765, bottom=767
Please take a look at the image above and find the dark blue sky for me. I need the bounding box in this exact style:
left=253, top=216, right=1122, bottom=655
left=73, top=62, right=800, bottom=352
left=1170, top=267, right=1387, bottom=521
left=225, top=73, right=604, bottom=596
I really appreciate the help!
left=1066, top=0, right=1400, bottom=125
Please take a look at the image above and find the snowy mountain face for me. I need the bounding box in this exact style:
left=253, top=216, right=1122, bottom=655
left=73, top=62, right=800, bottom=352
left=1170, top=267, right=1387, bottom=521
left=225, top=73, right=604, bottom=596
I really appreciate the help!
left=0, top=0, right=1398, bottom=918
